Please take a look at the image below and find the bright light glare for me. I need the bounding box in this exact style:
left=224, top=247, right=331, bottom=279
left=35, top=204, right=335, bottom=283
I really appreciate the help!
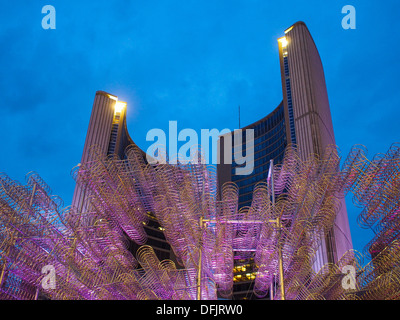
left=279, top=37, right=288, bottom=48
left=114, top=101, right=126, bottom=113
left=284, top=26, right=293, bottom=34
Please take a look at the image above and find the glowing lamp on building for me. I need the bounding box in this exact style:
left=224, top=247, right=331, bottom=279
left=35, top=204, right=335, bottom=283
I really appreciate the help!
left=114, top=101, right=126, bottom=114
left=279, top=37, right=288, bottom=48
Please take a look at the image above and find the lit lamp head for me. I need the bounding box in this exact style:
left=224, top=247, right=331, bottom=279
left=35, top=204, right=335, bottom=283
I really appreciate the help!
left=114, top=101, right=126, bottom=114
left=279, top=37, right=288, bottom=48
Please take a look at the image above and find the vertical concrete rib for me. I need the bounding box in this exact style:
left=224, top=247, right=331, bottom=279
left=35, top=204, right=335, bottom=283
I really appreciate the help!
left=279, top=22, right=353, bottom=266
left=72, top=91, right=115, bottom=213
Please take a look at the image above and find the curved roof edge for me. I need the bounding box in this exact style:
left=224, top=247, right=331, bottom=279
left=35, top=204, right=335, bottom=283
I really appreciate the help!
left=241, top=101, right=284, bottom=130
left=95, top=90, right=146, bottom=159
left=284, top=21, right=321, bottom=63
left=95, top=90, right=117, bottom=99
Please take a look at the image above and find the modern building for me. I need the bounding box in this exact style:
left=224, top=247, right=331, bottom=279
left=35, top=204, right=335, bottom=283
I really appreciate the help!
left=217, top=21, right=353, bottom=299
left=71, top=90, right=172, bottom=261
left=72, top=21, right=353, bottom=300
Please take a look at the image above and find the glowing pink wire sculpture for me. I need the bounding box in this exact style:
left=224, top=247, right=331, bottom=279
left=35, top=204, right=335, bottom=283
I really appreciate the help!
left=1, top=143, right=399, bottom=299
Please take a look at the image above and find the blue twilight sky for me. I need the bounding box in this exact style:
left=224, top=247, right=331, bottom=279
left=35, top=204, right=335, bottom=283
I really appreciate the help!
left=1, top=1, right=399, bottom=256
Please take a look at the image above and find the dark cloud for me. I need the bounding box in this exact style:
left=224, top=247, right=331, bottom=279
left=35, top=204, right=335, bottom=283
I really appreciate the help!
left=1, top=1, right=400, bottom=254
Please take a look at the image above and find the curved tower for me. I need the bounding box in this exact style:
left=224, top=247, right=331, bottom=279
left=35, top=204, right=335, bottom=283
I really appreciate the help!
left=279, top=22, right=352, bottom=264
left=72, top=90, right=172, bottom=261
left=218, top=21, right=353, bottom=299
left=71, top=91, right=132, bottom=214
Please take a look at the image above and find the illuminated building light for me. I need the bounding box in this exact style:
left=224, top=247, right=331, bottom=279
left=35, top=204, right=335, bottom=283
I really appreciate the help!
left=284, top=26, right=293, bottom=34
left=114, top=101, right=126, bottom=114
left=278, top=37, right=288, bottom=48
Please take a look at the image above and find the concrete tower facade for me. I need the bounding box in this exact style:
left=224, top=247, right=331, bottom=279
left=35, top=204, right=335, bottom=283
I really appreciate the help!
left=72, top=91, right=172, bottom=261
left=278, top=22, right=352, bottom=264
left=217, top=22, right=353, bottom=298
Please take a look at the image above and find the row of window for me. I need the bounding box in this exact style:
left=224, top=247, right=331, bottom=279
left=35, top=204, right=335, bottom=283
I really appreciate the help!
left=231, top=134, right=287, bottom=176
left=249, top=124, right=284, bottom=155
left=107, top=114, right=121, bottom=155
left=232, top=143, right=286, bottom=183
left=284, top=56, right=290, bottom=77
left=235, top=153, right=286, bottom=202
left=232, top=106, right=285, bottom=144
left=283, top=56, right=297, bottom=145
left=251, top=109, right=285, bottom=139
left=250, top=121, right=286, bottom=152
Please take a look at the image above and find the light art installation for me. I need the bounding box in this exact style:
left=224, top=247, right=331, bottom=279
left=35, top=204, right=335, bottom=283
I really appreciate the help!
left=0, top=143, right=399, bottom=300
